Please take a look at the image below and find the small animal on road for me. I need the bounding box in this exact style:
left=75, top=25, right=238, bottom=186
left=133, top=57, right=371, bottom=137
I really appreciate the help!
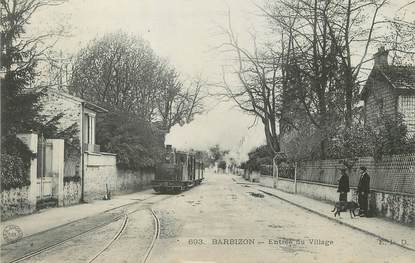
left=331, top=201, right=359, bottom=218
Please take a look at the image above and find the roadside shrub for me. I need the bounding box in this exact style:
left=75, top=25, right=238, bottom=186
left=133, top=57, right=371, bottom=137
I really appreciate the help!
left=1, top=135, right=34, bottom=170
left=373, top=114, right=415, bottom=159
left=1, top=135, right=32, bottom=190
left=242, top=145, right=273, bottom=171
left=1, top=153, right=31, bottom=190
left=327, top=124, right=375, bottom=159
left=96, top=112, right=165, bottom=170
left=282, top=114, right=415, bottom=161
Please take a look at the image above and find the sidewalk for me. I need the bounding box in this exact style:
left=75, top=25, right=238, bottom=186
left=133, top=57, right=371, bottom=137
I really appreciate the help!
left=0, top=190, right=154, bottom=244
left=232, top=175, right=415, bottom=252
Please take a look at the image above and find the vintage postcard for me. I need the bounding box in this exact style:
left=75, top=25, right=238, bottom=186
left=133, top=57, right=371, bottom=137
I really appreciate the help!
left=1, top=0, right=414, bottom=262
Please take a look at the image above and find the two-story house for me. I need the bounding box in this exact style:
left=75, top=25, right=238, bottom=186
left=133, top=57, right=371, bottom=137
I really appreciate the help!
left=42, top=89, right=108, bottom=159
left=361, top=47, right=415, bottom=134
left=41, top=89, right=117, bottom=203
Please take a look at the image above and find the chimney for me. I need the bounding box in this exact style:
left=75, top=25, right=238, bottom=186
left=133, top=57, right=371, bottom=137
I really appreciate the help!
left=373, top=46, right=389, bottom=68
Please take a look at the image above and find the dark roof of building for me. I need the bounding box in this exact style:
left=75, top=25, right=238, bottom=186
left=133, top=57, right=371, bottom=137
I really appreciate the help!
left=361, top=65, right=415, bottom=100
left=381, top=65, right=415, bottom=90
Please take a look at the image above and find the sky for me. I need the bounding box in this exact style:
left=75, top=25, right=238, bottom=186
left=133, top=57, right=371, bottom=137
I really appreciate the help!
left=30, top=0, right=268, bottom=162
left=30, top=0, right=414, bottom=162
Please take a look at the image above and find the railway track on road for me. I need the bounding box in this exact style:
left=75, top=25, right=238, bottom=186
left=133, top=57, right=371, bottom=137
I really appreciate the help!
left=7, top=214, right=126, bottom=263
left=141, top=209, right=161, bottom=263
left=3, top=194, right=170, bottom=263
left=87, top=214, right=129, bottom=263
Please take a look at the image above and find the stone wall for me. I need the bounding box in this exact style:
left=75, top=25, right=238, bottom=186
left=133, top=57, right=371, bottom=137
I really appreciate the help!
left=84, top=152, right=117, bottom=202
left=260, top=175, right=415, bottom=225
left=259, top=174, right=294, bottom=193
left=115, top=168, right=155, bottom=194
left=259, top=175, right=274, bottom=189
left=296, top=181, right=339, bottom=202
left=372, top=191, right=415, bottom=224
left=84, top=152, right=155, bottom=201
left=275, top=178, right=296, bottom=194
left=1, top=134, right=38, bottom=220
left=63, top=181, right=82, bottom=206
left=256, top=153, right=415, bottom=225
left=1, top=186, right=35, bottom=220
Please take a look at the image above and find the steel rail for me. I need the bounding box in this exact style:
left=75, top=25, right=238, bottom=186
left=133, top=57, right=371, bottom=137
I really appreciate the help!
left=7, top=216, right=124, bottom=263
left=141, top=208, right=160, bottom=263
left=87, top=213, right=129, bottom=263
left=5, top=194, right=167, bottom=263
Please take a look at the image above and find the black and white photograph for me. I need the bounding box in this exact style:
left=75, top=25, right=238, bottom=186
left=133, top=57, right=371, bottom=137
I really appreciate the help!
left=1, top=0, right=415, bottom=262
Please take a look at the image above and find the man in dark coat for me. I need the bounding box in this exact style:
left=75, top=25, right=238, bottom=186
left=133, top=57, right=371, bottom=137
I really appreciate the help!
left=357, top=166, right=370, bottom=216
left=337, top=168, right=350, bottom=202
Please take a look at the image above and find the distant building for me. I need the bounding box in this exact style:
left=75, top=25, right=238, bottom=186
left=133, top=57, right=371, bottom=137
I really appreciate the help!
left=360, top=47, right=415, bottom=133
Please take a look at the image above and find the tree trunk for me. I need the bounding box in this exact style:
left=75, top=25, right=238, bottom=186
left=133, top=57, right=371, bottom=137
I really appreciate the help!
left=344, top=0, right=353, bottom=129
left=263, top=118, right=280, bottom=154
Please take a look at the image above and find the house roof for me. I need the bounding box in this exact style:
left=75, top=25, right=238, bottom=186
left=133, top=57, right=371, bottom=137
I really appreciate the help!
left=381, top=65, right=415, bottom=91
left=49, top=89, right=108, bottom=113
left=361, top=65, right=415, bottom=100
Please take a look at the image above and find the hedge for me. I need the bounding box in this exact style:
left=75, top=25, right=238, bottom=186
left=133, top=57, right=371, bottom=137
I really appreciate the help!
left=1, top=153, right=31, bottom=191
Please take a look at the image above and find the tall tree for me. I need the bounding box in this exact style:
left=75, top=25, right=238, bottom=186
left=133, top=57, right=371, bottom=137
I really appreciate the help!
left=260, top=0, right=339, bottom=157
left=262, top=0, right=390, bottom=158
left=70, top=32, right=162, bottom=120
left=1, top=0, right=65, bottom=137
left=220, top=16, right=283, bottom=154
left=70, top=31, right=204, bottom=130
left=321, top=0, right=388, bottom=128
left=1, top=0, right=66, bottom=188
left=381, top=3, right=415, bottom=65
left=156, top=70, right=204, bottom=132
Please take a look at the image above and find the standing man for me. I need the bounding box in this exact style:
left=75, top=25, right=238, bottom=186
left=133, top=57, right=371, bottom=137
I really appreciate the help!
left=337, top=168, right=350, bottom=202
left=357, top=166, right=370, bottom=217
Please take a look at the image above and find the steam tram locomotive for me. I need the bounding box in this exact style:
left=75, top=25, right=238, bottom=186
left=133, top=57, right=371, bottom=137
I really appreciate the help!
left=152, top=145, right=204, bottom=193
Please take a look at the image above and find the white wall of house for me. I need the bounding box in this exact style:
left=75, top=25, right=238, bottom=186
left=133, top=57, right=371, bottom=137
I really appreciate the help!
left=83, top=108, right=96, bottom=145
left=41, top=91, right=83, bottom=138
